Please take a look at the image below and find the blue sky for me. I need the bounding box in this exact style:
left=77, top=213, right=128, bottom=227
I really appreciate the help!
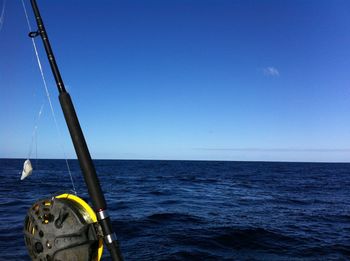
left=1, top=0, right=350, bottom=162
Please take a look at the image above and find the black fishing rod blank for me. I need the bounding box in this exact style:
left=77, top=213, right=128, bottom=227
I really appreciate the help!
left=27, top=0, right=123, bottom=260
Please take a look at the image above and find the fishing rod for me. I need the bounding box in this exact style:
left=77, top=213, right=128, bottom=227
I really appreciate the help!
left=24, top=0, right=123, bottom=260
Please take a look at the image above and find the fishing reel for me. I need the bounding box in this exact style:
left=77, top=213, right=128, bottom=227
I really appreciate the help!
left=24, top=194, right=103, bottom=261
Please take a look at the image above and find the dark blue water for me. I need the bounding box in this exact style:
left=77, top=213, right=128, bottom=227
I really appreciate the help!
left=0, top=159, right=349, bottom=260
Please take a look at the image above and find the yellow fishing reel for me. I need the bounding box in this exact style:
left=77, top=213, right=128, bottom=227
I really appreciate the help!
left=24, top=194, right=103, bottom=261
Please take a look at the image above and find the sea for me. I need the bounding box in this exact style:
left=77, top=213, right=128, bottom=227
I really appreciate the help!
left=0, top=159, right=349, bottom=260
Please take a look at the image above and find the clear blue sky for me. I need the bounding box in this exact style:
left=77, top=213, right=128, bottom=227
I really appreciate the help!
left=1, top=0, right=350, bottom=162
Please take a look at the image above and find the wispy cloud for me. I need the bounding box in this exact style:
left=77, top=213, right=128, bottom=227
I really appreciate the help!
left=263, top=67, right=280, bottom=77
left=0, top=0, right=6, bottom=32
left=195, top=148, right=350, bottom=152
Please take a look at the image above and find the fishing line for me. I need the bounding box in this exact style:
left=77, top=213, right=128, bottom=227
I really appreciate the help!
left=0, top=0, right=6, bottom=33
left=27, top=103, right=44, bottom=160
left=21, top=0, right=77, bottom=195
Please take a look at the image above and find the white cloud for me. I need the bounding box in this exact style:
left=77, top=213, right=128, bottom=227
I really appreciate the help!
left=263, top=67, right=279, bottom=77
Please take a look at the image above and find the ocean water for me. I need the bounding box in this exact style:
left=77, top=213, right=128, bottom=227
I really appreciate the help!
left=0, top=159, right=349, bottom=260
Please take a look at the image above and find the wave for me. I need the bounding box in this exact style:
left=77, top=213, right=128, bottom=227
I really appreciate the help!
left=146, top=212, right=204, bottom=224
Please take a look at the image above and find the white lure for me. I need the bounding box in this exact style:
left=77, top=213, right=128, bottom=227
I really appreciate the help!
left=20, top=159, right=33, bottom=180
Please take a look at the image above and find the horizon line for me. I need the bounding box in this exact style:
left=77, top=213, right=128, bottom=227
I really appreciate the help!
left=2, top=157, right=350, bottom=164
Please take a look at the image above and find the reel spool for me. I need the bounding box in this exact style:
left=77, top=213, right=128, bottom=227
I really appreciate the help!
left=24, top=194, right=103, bottom=261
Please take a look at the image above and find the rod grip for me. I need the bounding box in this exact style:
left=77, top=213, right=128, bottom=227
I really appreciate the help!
left=108, top=241, right=124, bottom=261
left=59, top=92, right=106, bottom=210
left=98, top=213, right=124, bottom=260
